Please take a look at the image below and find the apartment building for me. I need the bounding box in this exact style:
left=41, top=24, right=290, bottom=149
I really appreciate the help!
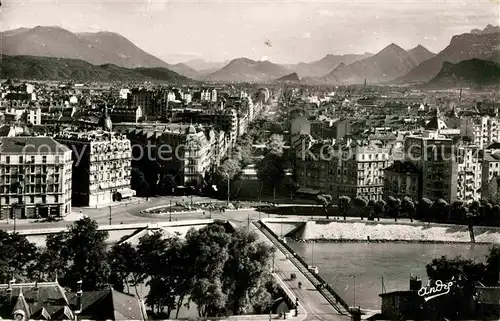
left=294, top=137, right=392, bottom=201
left=480, top=143, right=500, bottom=202
left=334, top=141, right=392, bottom=201
left=458, top=116, right=500, bottom=149
left=128, top=88, right=156, bottom=119
left=456, top=144, right=481, bottom=202
left=0, top=137, right=73, bottom=219
left=383, top=160, right=420, bottom=200
left=117, top=123, right=228, bottom=190
left=404, top=131, right=458, bottom=203
left=55, top=131, right=134, bottom=207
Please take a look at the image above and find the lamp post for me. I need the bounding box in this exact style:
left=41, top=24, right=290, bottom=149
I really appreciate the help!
left=311, top=241, right=315, bottom=267
left=226, top=175, right=230, bottom=205
left=169, top=200, right=172, bottom=222
left=280, top=215, right=283, bottom=238
left=350, top=275, right=356, bottom=308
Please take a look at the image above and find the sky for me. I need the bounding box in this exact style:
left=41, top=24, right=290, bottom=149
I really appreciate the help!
left=0, top=0, right=499, bottom=64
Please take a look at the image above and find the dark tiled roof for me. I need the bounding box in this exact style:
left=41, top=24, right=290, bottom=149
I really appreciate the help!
left=0, top=137, right=70, bottom=154
left=0, top=282, right=70, bottom=320
left=483, top=153, right=500, bottom=162
left=486, top=142, right=500, bottom=150
left=67, top=288, right=145, bottom=320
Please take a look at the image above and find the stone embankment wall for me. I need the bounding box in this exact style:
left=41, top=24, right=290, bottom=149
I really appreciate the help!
left=263, top=220, right=500, bottom=244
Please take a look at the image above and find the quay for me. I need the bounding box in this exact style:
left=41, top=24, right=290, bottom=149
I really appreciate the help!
left=251, top=220, right=353, bottom=321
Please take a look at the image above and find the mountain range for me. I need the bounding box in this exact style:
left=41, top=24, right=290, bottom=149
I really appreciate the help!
left=311, top=44, right=435, bottom=85
left=0, top=26, right=203, bottom=79
left=1, top=24, right=499, bottom=86
left=0, top=55, right=190, bottom=83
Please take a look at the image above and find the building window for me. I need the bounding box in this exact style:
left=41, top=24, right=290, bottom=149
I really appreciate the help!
left=6, top=156, right=10, bottom=164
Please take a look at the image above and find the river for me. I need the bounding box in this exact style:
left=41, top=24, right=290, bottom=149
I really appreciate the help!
left=288, top=242, right=492, bottom=310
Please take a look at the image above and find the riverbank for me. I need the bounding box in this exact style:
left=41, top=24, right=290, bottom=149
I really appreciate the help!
left=263, top=220, right=500, bottom=244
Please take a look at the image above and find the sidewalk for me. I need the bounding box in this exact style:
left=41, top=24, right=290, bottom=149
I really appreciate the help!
left=76, top=197, right=147, bottom=210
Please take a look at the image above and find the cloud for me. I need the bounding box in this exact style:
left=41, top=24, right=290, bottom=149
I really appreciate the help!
left=302, top=32, right=311, bottom=39
left=318, top=9, right=334, bottom=16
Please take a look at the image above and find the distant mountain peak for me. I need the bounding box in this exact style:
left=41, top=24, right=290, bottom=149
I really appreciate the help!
left=408, top=44, right=435, bottom=65
left=275, top=72, right=300, bottom=82
left=206, top=57, right=288, bottom=83
left=409, top=45, right=434, bottom=55
left=378, top=43, right=406, bottom=55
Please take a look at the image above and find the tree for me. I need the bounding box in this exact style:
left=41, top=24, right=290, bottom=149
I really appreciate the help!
left=432, top=198, right=449, bottom=221
left=157, top=173, right=177, bottom=195
left=256, top=153, right=286, bottom=200
left=44, top=217, right=110, bottom=290
left=37, top=233, right=71, bottom=282
left=267, top=134, right=285, bottom=156
left=387, top=196, right=401, bottom=222
left=338, top=195, right=351, bottom=220
left=222, top=228, right=275, bottom=315
left=0, top=231, right=38, bottom=283
left=131, top=167, right=150, bottom=196
left=375, top=200, right=386, bottom=220
left=484, top=245, right=500, bottom=285
left=185, top=224, right=231, bottom=317
left=316, top=194, right=332, bottom=216
left=231, top=144, right=252, bottom=168
left=137, top=231, right=180, bottom=317
left=367, top=200, right=377, bottom=220
left=215, top=158, right=241, bottom=200
left=217, top=159, right=241, bottom=182
left=450, top=201, right=468, bottom=222
left=418, top=198, right=433, bottom=221
left=401, top=196, right=415, bottom=222
left=108, top=242, right=144, bottom=295
left=353, top=196, right=368, bottom=220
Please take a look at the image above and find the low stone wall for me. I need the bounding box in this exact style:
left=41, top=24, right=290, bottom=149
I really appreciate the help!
left=261, top=219, right=500, bottom=244
left=294, top=221, right=500, bottom=244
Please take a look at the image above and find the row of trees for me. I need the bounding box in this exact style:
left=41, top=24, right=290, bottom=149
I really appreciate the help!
left=316, top=194, right=500, bottom=226
left=256, top=134, right=288, bottom=199
left=0, top=218, right=278, bottom=318
left=212, top=133, right=254, bottom=196
left=213, top=130, right=289, bottom=201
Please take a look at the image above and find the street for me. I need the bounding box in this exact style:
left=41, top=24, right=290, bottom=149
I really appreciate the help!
left=0, top=195, right=282, bottom=231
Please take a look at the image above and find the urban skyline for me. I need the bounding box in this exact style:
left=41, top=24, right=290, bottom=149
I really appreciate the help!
left=1, top=0, right=498, bottom=64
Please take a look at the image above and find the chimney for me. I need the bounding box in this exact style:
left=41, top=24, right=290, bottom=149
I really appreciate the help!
left=409, top=275, right=422, bottom=292
left=75, top=280, right=83, bottom=314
